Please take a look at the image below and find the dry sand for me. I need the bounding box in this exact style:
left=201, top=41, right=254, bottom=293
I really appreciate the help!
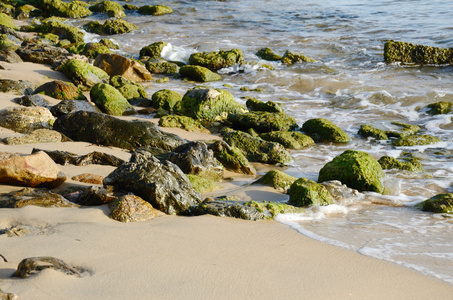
left=1, top=61, right=453, bottom=299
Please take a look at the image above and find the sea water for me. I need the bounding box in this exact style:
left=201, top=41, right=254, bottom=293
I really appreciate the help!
left=73, top=0, right=453, bottom=283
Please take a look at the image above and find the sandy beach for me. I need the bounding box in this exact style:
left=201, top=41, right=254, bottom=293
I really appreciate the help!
left=1, top=57, right=453, bottom=299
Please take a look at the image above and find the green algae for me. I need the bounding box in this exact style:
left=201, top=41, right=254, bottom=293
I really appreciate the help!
left=83, top=19, right=137, bottom=35
left=158, top=115, right=209, bottom=133
left=392, top=134, right=442, bottom=147
left=288, top=177, right=333, bottom=207
left=90, top=83, right=136, bottom=116
left=378, top=155, right=424, bottom=172
left=89, top=1, right=125, bottom=18
left=179, top=65, right=222, bottom=82
left=188, top=49, right=244, bottom=71
left=302, top=118, right=350, bottom=143
left=139, top=41, right=167, bottom=59
left=281, top=50, right=315, bottom=65
left=138, top=5, right=173, bottom=16
left=151, top=89, right=182, bottom=111
left=244, top=200, right=304, bottom=219
left=256, top=47, right=282, bottom=61
left=260, top=131, right=315, bottom=149
left=418, top=193, right=453, bottom=214
left=258, top=170, right=297, bottom=191
left=426, top=101, right=452, bottom=115
left=187, top=174, right=220, bottom=194
left=384, top=40, right=453, bottom=65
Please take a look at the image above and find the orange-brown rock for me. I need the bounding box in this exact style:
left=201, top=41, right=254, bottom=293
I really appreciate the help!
left=71, top=173, right=104, bottom=184
left=94, top=53, right=152, bottom=82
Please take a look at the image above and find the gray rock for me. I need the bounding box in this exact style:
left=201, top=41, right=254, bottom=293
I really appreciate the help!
left=14, top=94, right=52, bottom=109
left=192, top=199, right=265, bottom=220
left=15, top=41, right=73, bottom=68
left=50, top=99, right=102, bottom=117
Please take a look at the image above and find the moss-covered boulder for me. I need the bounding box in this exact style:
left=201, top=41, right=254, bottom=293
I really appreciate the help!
left=208, top=140, right=256, bottom=175
left=66, top=42, right=113, bottom=59
left=426, top=101, right=452, bottom=115
left=32, top=0, right=92, bottom=18
left=179, top=65, right=221, bottom=82
left=0, top=12, right=17, bottom=30
left=223, top=130, right=292, bottom=164
left=418, top=193, right=453, bottom=214
left=245, top=97, right=283, bottom=113
left=302, top=118, right=350, bottom=143
left=109, top=75, right=148, bottom=102
left=57, top=59, right=109, bottom=90
left=288, top=177, right=333, bottom=207
left=256, top=47, right=282, bottom=61
left=33, top=80, right=85, bottom=100
left=89, top=1, right=125, bottom=18
left=358, top=124, right=388, bottom=140
left=176, top=88, right=245, bottom=121
left=138, top=5, right=173, bottom=16
left=281, top=50, right=314, bottom=65
left=187, top=174, right=220, bottom=194
left=139, top=41, right=167, bottom=59
left=378, top=155, right=424, bottom=172
left=37, top=19, right=84, bottom=43
left=384, top=40, right=453, bottom=65
left=146, top=59, right=179, bottom=74
left=188, top=49, right=243, bottom=71
left=256, top=170, right=296, bottom=192
left=228, top=111, right=298, bottom=133
left=90, top=83, right=136, bottom=116
left=318, top=150, right=384, bottom=193
left=392, top=134, right=442, bottom=146
left=159, top=115, right=209, bottom=133
left=83, top=19, right=137, bottom=35
left=151, top=89, right=182, bottom=111
left=260, top=131, right=314, bottom=149
left=244, top=200, right=304, bottom=219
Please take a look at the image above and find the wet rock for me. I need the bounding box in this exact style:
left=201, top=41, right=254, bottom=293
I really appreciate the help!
left=179, top=65, right=221, bottom=82
left=0, top=106, right=54, bottom=134
left=418, top=193, right=453, bottom=214
left=358, top=124, right=388, bottom=140
left=66, top=42, right=112, bottom=59
left=192, top=199, right=265, bottom=220
left=151, top=89, right=182, bottom=111
left=245, top=97, right=283, bottom=113
left=89, top=0, right=125, bottom=18
left=94, top=53, right=152, bottom=82
left=168, top=141, right=223, bottom=181
left=90, top=83, right=136, bottom=116
left=187, top=174, right=220, bottom=193
left=318, top=150, right=384, bottom=193
left=33, top=80, right=85, bottom=100
left=14, top=94, right=52, bottom=109
left=0, top=288, right=18, bottom=300
left=426, top=101, right=452, bottom=115
left=50, top=99, right=102, bottom=117
left=76, top=185, right=118, bottom=206
left=0, top=12, right=17, bottom=30
left=0, top=151, right=66, bottom=188
left=391, top=134, right=442, bottom=146
left=320, top=180, right=362, bottom=202
left=32, top=0, right=91, bottom=18
left=384, top=40, right=453, bottom=65
left=281, top=50, right=315, bottom=65
left=32, top=148, right=125, bottom=167
left=138, top=5, right=173, bottom=16
left=53, top=111, right=186, bottom=150
left=110, top=75, right=148, bottom=102
left=260, top=131, right=315, bottom=149
left=13, top=256, right=82, bottom=278
left=256, top=47, right=282, bottom=61
left=71, top=173, right=104, bottom=184
left=83, top=19, right=138, bottom=35
left=288, top=177, right=333, bottom=207
left=188, top=49, right=244, bottom=71
left=57, top=59, right=109, bottom=91
left=208, top=140, right=256, bottom=175
left=103, top=150, right=202, bottom=215
left=139, top=41, right=167, bottom=59
left=254, top=170, right=296, bottom=192
left=0, top=187, right=76, bottom=208
left=158, top=115, right=209, bottom=133
left=223, top=130, right=292, bottom=164
left=0, top=79, right=33, bottom=94
left=32, top=19, right=85, bottom=43
left=378, top=155, right=424, bottom=172
left=301, top=118, right=350, bottom=143
left=176, top=88, right=245, bottom=121
left=3, top=129, right=63, bottom=145
left=146, top=59, right=179, bottom=74
left=358, top=121, right=420, bottom=140
left=228, top=111, right=298, bottom=133
left=123, top=4, right=138, bottom=11
left=109, top=194, right=159, bottom=222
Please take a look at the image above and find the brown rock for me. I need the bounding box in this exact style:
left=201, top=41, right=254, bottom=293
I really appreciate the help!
left=109, top=194, right=159, bottom=222
left=71, top=173, right=104, bottom=184
left=0, top=106, right=54, bottom=134
left=94, top=53, right=152, bottom=82
left=12, top=256, right=81, bottom=278
left=33, top=80, right=85, bottom=100
left=77, top=185, right=119, bottom=206
left=0, top=151, right=66, bottom=188
left=0, top=187, right=78, bottom=208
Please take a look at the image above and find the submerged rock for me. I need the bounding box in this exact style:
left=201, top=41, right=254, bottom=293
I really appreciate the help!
left=57, top=59, right=109, bottom=90
left=318, top=150, right=384, bottom=193
left=418, top=193, right=453, bottom=214
left=289, top=177, right=333, bottom=207
left=228, top=111, right=298, bottom=133
left=358, top=124, right=389, bottom=140
left=13, top=257, right=82, bottom=278
left=139, top=41, right=167, bottom=59
left=260, top=131, right=314, bottom=149
left=378, top=155, right=424, bottom=172
left=256, top=47, right=282, bottom=61
left=109, top=195, right=159, bottom=222
left=146, top=59, right=179, bottom=74
left=138, top=5, right=173, bottom=16
left=391, top=134, right=442, bottom=146
left=33, top=80, right=85, bottom=100
left=0, top=187, right=76, bottom=208
left=358, top=121, right=420, bottom=140
left=188, top=49, right=243, bottom=71
left=90, top=83, right=136, bottom=116
left=71, top=173, right=104, bottom=184
left=0, top=106, right=54, bottom=134
left=94, top=53, right=152, bottom=82
left=384, top=40, right=453, bottom=65
left=255, top=170, right=296, bottom=192
left=208, top=140, right=256, bottom=175
left=3, top=129, right=63, bottom=145
left=281, top=50, right=315, bottom=65
left=302, top=118, right=350, bottom=143
left=426, top=101, right=452, bottom=115
left=179, top=65, right=222, bottom=82
left=66, top=42, right=113, bottom=59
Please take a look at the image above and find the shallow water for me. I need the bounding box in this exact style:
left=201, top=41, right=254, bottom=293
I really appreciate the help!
left=75, top=0, right=452, bottom=283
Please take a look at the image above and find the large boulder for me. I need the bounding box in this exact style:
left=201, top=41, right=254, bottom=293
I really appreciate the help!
left=53, top=111, right=186, bottom=150
left=0, top=12, right=17, bottom=30
left=288, top=177, right=333, bottom=207
left=31, top=0, right=91, bottom=18
left=89, top=1, right=125, bottom=18
left=188, top=49, right=244, bottom=71
left=0, top=106, right=54, bottom=133
left=318, top=150, right=384, bottom=193
left=260, top=131, right=314, bottom=149
left=223, top=130, right=292, bottom=164
left=57, top=59, right=109, bottom=90
left=139, top=41, right=167, bottom=59
left=0, top=151, right=66, bottom=188
left=179, top=65, right=222, bottom=82
left=90, top=83, right=136, bottom=116
left=94, top=53, right=152, bottom=82
left=83, top=19, right=138, bottom=35
left=208, top=140, right=255, bottom=175
left=0, top=187, right=76, bottom=208
left=175, top=88, right=245, bottom=121
left=50, top=99, right=102, bottom=117
left=301, top=118, right=350, bottom=143
left=103, top=150, right=202, bottom=215
left=33, top=80, right=85, bottom=100
left=109, top=195, right=159, bottom=222
left=3, top=129, right=63, bottom=145
left=228, top=111, right=298, bottom=133
left=33, top=19, right=85, bottom=43
left=384, top=40, right=453, bottom=65
left=151, top=89, right=182, bottom=111
left=138, top=5, right=173, bottom=16
left=418, top=193, right=453, bottom=214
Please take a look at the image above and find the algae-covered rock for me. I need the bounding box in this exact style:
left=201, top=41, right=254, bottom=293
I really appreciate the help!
left=146, top=59, right=179, bottom=74
left=358, top=124, right=388, bottom=140
left=386, top=122, right=420, bottom=138
left=244, top=200, right=304, bottom=219
left=426, top=101, right=452, bottom=115
left=57, top=59, right=109, bottom=90
left=66, top=42, right=112, bottom=59
left=384, top=40, right=453, bottom=65
left=256, top=47, right=282, bottom=61
left=179, top=65, right=222, bottom=82
left=281, top=50, right=314, bottom=65
left=0, top=3, right=14, bottom=17
left=187, top=174, right=220, bottom=194
left=392, top=134, right=442, bottom=146
left=84, top=19, right=138, bottom=35
left=0, top=12, right=17, bottom=30
left=260, top=131, right=315, bottom=149
left=139, top=41, right=167, bottom=59
left=228, top=111, right=298, bottom=133
left=418, top=193, right=453, bottom=214
left=318, top=150, right=384, bottom=193
left=15, top=4, right=39, bottom=20
left=223, top=130, right=292, bottom=164
left=245, top=97, right=283, bottom=113
left=90, top=83, right=136, bottom=116
left=358, top=121, right=420, bottom=140
left=208, top=140, right=256, bottom=175
left=176, top=88, right=245, bottom=121
left=289, top=177, right=333, bottom=207
left=109, top=195, right=159, bottom=222
left=35, top=19, right=84, bottom=43
left=192, top=199, right=265, bottom=220
left=33, top=80, right=85, bottom=100
left=151, top=89, right=182, bottom=111
left=188, top=49, right=243, bottom=71
left=302, top=118, right=350, bottom=143
left=110, top=75, right=148, bottom=101
left=159, top=115, right=209, bottom=133
left=90, top=1, right=125, bottom=18
left=0, top=79, right=33, bottom=94
left=138, top=5, right=173, bottom=16
left=256, top=170, right=296, bottom=192
left=32, top=0, right=91, bottom=18
left=3, top=129, right=62, bottom=145
left=378, top=155, right=424, bottom=172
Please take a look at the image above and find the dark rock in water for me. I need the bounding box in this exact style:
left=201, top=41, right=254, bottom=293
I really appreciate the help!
left=260, top=131, right=315, bottom=149
left=301, top=118, right=350, bottom=143
left=3, top=129, right=63, bottom=145
left=33, top=80, right=86, bottom=100
left=32, top=148, right=125, bottom=167
left=288, top=177, right=333, bottom=207
left=228, top=111, right=298, bottom=133
left=256, top=47, right=282, bottom=61
left=14, top=94, right=52, bottom=109
left=418, top=193, right=453, bottom=214
left=94, top=53, right=152, bottom=82
left=188, top=49, right=244, bottom=71
left=208, top=140, right=255, bottom=175
left=139, top=41, right=167, bottom=59
left=12, top=256, right=82, bottom=278
left=0, top=187, right=77, bottom=208
left=109, top=194, right=159, bottom=222
left=168, top=141, right=223, bottom=181
left=378, top=155, right=424, bottom=172
left=0, top=79, right=33, bottom=94
left=245, top=97, right=283, bottom=113
left=426, top=101, right=452, bottom=115
left=15, top=41, right=73, bottom=67
left=281, top=50, right=315, bottom=65
left=0, top=106, right=54, bottom=133
left=54, top=111, right=186, bottom=150
left=83, top=19, right=138, bottom=35
left=384, top=40, right=453, bottom=65
left=103, top=150, right=202, bottom=215
left=192, top=199, right=265, bottom=220
left=50, top=99, right=102, bottom=117
left=318, top=150, right=384, bottom=193
left=146, top=59, right=179, bottom=74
